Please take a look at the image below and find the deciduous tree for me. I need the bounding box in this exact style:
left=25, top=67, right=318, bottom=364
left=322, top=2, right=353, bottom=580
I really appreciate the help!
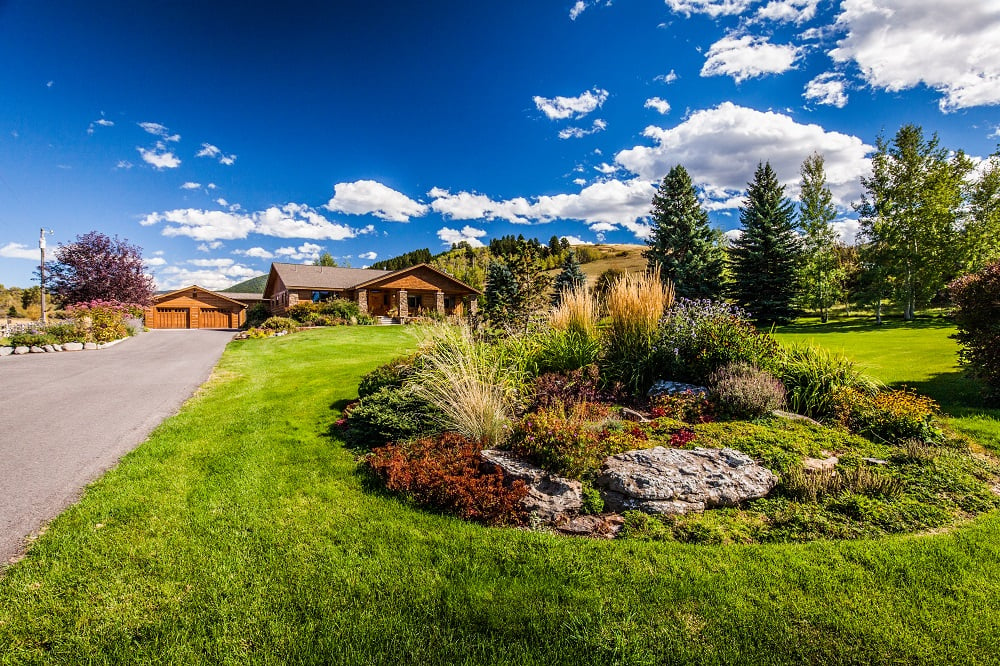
left=48, top=231, right=153, bottom=306
left=797, top=153, right=843, bottom=322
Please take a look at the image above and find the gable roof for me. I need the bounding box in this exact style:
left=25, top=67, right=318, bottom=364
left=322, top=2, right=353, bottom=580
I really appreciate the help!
left=152, top=285, right=248, bottom=308
left=223, top=292, right=267, bottom=302
left=263, top=262, right=480, bottom=296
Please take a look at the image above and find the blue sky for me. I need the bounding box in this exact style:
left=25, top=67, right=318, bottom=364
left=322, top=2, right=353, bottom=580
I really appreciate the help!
left=1, top=0, right=998, bottom=290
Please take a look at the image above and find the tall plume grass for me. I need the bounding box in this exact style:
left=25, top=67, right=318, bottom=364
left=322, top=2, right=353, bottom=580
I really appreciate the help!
left=410, top=324, right=524, bottom=447
left=550, top=284, right=598, bottom=338
left=540, top=284, right=602, bottom=372
left=602, top=269, right=675, bottom=395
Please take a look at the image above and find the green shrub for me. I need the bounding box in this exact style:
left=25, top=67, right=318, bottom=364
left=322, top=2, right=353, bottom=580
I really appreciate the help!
left=949, top=261, right=1000, bottom=402
left=259, top=316, right=298, bottom=333
left=9, top=331, right=57, bottom=347
left=580, top=482, right=605, bottom=514
left=535, top=328, right=602, bottom=374
left=317, top=298, right=361, bottom=320
left=654, top=299, right=780, bottom=385
left=245, top=303, right=270, bottom=328
left=777, top=343, right=881, bottom=419
left=357, top=354, right=421, bottom=398
left=832, top=387, right=943, bottom=443
left=708, top=362, right=785, bottom=419
left=44, top=322, right=86, bottom=343
left=649, top=390, right=715, bottom=423
left=245, top=327, right=271, bottom=339
left=341, top=386, right=441, bottom=449
left=287, top=302, right=319, bottom=322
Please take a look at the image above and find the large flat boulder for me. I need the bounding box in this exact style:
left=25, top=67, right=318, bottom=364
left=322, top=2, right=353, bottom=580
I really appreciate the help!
left=481, top=449, right=583, bottom=522
left=596, top=446, right=777, bottom=515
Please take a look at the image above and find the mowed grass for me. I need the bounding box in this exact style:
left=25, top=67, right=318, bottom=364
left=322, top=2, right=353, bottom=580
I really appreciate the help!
left=2, top=326, right=1000, bottom=663
left=774, top=316, right=1000, bottom=453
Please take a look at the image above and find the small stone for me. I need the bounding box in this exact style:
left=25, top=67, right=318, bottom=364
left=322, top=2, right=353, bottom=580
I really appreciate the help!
left=83, top=342, right=98, bottom=350
left=0, top=347, right=12, bottom=356
left=42, top=344, right=55, bottom=352
left=648, top=380, right=709, bottom=399
left=772, top=410, right=822, bottom=426
left=52, top=344, right=62, bottom=352
left=555, top=514, right=625, bottom=538
left=863, top=457, right=888, bottom=466
left=803, top=455, right=839, bottom=473
left=29, top=346, right=45, bottom=353
left=62, top=342, right=84, bottom=351
left=14, top=346, right=29, bottom=355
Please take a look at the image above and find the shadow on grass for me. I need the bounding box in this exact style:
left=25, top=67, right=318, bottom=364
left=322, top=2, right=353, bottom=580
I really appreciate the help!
left=888, top=370, right=986, bottom=412
left=775, top=316, right=955, bottom=336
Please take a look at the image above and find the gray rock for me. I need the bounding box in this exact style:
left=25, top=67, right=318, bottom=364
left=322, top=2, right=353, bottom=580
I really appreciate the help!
left=481, top=449, right=583, bottom=522
left=62, top=342, right=84, bottom=351
left=29, top=346, right=45, bottom=353
left=803, top=455, right=838, bottom=473
left=555, top=514, right=624, bottom=538
left=42, top=344, right=56, bottom=353
left=863, top=457, right=888, bottom=466
left=14, top=346, right=29, bottom=355
left=52, top=344, right=62, bottom=352
left=648, top=380, right=708, bottom=399
left=83, top=342, right=98, bottom=350
left=596, top=446, right=777, bottom=515
left=772, top=409, right=822, bottom=426
left=0, top=347, right=12, bottom=356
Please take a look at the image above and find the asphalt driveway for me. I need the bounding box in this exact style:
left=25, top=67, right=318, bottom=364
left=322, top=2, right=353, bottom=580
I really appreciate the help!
left=0, top=329, right=234, bottom=565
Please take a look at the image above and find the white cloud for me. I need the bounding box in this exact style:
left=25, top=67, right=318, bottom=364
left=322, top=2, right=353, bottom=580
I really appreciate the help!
left=0, top=242, right=39, bottom=260
left=141, top=209, right=255, bottom=241
left=804, top=72, right=849, bottom=108
left=831, top=0, right=1000, bottom=111
left=615, top=102, right=873, bottom=210
left=219, top=154, right=236, bottom=166
left=181, top=182, right=201, bottom=190
left=594, top=162, right=618, bottom=174
left=116, top=160, right=133, bottom=170
left=95, top=118, right=114, bottom=127
left=755, top=0, right=818, bottom=23
left=573, top=178, right=587, bottom=186
left=429, top=188, right=533, bottom=224
left=589, top=222, right=618, bottom=233
left=644, top=97, right=671, bottom=114
left=569, top=1, right=587, bottom=19
left=46, top=80, right=53, bottom=88
left=274, top=242, right=324, bottom=262
left=655, top=70, right=679, bottom=84
left=255, top=203, right=361, bottom=240
left=145, top=256, right=167, bottom=266
left=832, top=217, right=861, bottom=245
left=358, top=251, right=378, bottom=260
left=701, top=33, right=801, bottom=83
left=138, top=122, right=179, bottom=142
left=189, top=257, right=235, bottom=268
left=197, top=143, right=220, bottom=158
left=664, top=0, right=755, bottom=18
left=533, top=88, right=609, bottom=120
left=562, top=235, right=593, bottom=245
left=196, top=241, right=224, bottom=252
left=154, top=262, right=258, bottom=291
left=137, top=142, right=181, bottom=169
left=206, top=183, right=217, bottom=189
left=326, top=180, right=428, bottom=222
left=235, top=247, right=275, bottom=260
left=216, top=198, right=228, bottom=206
left=437, top=225, right=488, bottom=248
left=558, top=118, right=608, bottom=139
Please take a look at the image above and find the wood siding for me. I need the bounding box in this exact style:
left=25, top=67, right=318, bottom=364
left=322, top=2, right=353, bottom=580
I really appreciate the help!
left=146, top=289, right=245, bottom=329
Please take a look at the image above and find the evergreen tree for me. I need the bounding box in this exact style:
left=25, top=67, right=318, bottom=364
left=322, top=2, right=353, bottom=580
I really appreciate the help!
left=551, top=250, right=586, bottom=305
left=644, top=164, right=726, bottom=299
left=797, top=153, right=843, bottom=322
left=730, top=162, right=801, bottom=324
left=483, top=261, right=518, bottom=326
left=314, top=251, right=338, bottom=267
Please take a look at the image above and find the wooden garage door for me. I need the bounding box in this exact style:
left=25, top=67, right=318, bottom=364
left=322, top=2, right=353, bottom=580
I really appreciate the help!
left=156, top=308, right=190, bottom=328
left=199, top=308, right=230, bottom=328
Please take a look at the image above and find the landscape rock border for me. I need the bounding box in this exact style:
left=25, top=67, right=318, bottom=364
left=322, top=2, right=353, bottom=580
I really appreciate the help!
left=0, top=336, right=131, bottom=358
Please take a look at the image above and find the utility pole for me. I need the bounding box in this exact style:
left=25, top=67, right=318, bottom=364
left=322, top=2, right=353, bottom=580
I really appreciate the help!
left=39, top=228, right=53, bottom=324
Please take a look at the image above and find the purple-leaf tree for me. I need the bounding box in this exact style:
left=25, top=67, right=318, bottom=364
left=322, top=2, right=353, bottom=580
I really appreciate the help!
left=48, top=231, right=154, bottom=306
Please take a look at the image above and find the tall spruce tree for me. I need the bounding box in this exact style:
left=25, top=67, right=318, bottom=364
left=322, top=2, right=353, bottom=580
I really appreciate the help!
left=644, top=165, right=726, bottom=299
left=551, top=250, right=586, bottom=305
left=730, top=162, right=801, bottom=324
left=797, top=153, right=842, bottom=322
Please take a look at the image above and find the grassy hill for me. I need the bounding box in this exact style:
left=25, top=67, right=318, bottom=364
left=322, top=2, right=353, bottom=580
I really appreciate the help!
left=220, top=274, right=268, bottom=294
left=570, top=243, right=647, bottom=283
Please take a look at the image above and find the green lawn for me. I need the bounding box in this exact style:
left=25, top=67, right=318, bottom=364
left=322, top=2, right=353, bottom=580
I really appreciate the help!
left=774, top=316, right=1000, bottom=453
left=2, top=325, right=1000, bottom=664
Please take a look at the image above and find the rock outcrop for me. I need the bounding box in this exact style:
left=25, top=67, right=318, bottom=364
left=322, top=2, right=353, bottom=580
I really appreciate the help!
left=596, top=446, right=777, bottom=515
left=481, top=449, right=583, bottom=522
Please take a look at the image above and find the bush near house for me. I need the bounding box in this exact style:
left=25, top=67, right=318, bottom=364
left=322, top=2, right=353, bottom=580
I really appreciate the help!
left=950, top=261, right=1000, bottom=403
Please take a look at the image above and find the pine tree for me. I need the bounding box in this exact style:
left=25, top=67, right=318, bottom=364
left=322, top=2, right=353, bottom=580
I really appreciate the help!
left=484, top=261, right=518, bottom=326
left=797, top=153, right=842, bottom=322
left=551, top=250, right=586, bottom=305
left=644, top=165, right=726, bottom=299
left=730, top=162, right=801, bottom=324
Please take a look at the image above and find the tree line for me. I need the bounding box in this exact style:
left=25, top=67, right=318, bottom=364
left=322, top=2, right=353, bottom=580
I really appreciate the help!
left=645, top=123, right=1000, bottom=324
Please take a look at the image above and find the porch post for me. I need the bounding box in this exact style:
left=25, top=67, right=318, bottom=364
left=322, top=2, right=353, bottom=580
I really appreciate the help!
left=356, top=289, right=367, bottom=314
left=435, top=290, right=445, bottom=314
left=398, top=289, right=408, bottom=318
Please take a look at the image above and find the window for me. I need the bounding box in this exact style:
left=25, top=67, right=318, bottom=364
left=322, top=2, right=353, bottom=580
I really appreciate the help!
left=444, top=296, right=456, bottom=311
left=312, top=290, right=331, bottom=302
left=407, top=295, right=420, bottom=310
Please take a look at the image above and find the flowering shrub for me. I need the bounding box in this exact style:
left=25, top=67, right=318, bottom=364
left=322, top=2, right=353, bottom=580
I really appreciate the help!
left=531, top=364, right=618, bottom=409
left=654, top=299, right=780, bottom=384
left=288, top=299, right=361, bottom=324
left=366, top=432, right=528, bottom=526
left=832, top=388, right=943, bottom=443
left=66, top=299, right=144, bottom=342
left=259, top=316, right=298, bottom=333
left=649, top=390, right=715, bottom=423
left=708, top=362, right=785, bottom=419
left=950, top=262, right=1000, bottom=402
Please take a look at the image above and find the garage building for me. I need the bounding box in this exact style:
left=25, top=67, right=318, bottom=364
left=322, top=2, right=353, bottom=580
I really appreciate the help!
left=145, top=285, right=248, bottom=329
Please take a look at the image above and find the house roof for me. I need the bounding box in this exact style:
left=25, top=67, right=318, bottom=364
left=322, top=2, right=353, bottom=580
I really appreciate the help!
left=152, top=285, right=248, bottom=308
left=264, top=262, right=481, bottom=296
left=354, top=263, right=482, bottom=294
left=223, top=292, right=267, bottom=301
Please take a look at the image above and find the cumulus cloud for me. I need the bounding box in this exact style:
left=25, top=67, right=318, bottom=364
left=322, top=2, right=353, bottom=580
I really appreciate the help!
left=325, top=179, right=428, bottom=222
left=138, top=122, right=179, bottom=142
left=358, top=251, right=378, bottom=260
left=197, top=143, right=220, bottom=158
left=437, top=225, right=488, bottom=248
left=664, top=0, right=755, bottom=18
left=87, top=116, right=115, bottom=135
left=558, top=118, right=608, bottom=139
left=274, top=242, right=324, bottom=262
left=141, top=208, right=255, bottom=241
left=655, top=70, right=679, bottom=84
left=143, top=203, right=363, bottom=243
left=181, top=182, right=201, bottom=190
left=644, top=97, right=671, bottom=114
left=196, top=241, right=223, bottom=252
left=562, top=235, right=594, bottom=245
left=116, top=160, right=133, bottom=170
left=832, top=217, right=861, bottom=245
left=569, top=1, right=587, bottom=19
left=154, top=262, right=258, bottom=291
left=701, top=33, right=801, bottom=82
left=137, top=142, right=181, bottom=169
left=234, top=247, right=275, bottom=260
left=429, top=188, right=533, bottom=224
left=189, top=257, right=236, bottom=268
left=755, top=0, right=818, bottom=23
left=615, top=102, right=872, bottom=210
left=254, top=203, right=361, bottom=240
left=804, top=72, right=849, bottom=108
left=0, top=242, right=39, bottom=260
left=533, top=88, right=609, bottom=120
left=830, top=0, right=1000, bottom=111
left=145, top=256, right=167, bottom=266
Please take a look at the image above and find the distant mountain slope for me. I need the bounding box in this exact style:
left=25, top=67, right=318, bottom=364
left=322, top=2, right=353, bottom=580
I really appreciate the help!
left=220, top=274, right=268, bottom=294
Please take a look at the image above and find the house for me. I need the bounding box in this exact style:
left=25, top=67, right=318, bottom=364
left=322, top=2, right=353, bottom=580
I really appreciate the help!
left=145, top=285, right=248, bottom=329
left=263, top=262, right=480, bottom=318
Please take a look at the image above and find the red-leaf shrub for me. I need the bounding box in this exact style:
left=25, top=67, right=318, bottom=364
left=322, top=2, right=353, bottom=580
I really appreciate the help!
left=365, top=432, right=528, bottom=526
left=531, top=364, right=621, bottom=409
left=649, top=390, right=715, bottom=423
left=950, top=262, right=1000, bottom=402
